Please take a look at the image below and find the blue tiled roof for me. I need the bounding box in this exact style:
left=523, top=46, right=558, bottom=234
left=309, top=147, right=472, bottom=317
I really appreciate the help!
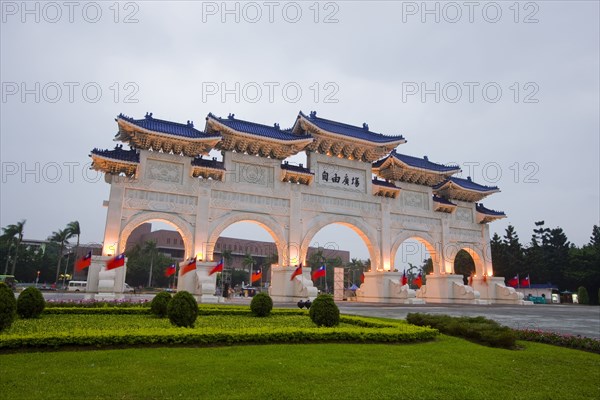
left=298, top=111, right=405, bottom=143
left=374, top=151, right=460, bottom=172
left=117, top=113, right=219, bottom=139
left=208, top=113, right=311, bottom=142
left=191, top=157, right=225, bottom=170
left=90, top=145, right=139, bottom=163
left=433, top=195, right=456, bottom=206
left=434, top=177, right=499, bottom=192
left=476, top=203, right=506, bottom=216
left=372, top=178, right=398, bottom=188
left=281, top=162, right=313, bottom=174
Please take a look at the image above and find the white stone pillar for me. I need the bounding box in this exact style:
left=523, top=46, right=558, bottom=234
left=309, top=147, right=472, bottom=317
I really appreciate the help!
left=101, top=176, right=125, bottom=256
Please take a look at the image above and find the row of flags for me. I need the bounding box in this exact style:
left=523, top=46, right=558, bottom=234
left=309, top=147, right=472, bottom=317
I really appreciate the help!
left=507, top=274, right=531, bottom=288
left=75, top=251, right=125, bottom=272
left=75, top=253, right=425, bottom=288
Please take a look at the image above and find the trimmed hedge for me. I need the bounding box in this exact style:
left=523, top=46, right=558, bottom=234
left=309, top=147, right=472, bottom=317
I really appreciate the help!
left=0, top=314, right=438, bottom=350
left=150, top=291, right=172, bottom=318
left=250, top=292, right=273, bottom=317
left=406, top=313, right=516, bottom=349
left=16, top=287, right=45, bottom=319
left=0, top=283, right=17, bottom=331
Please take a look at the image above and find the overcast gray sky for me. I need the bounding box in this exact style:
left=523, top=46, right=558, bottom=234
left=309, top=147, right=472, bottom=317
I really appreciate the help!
left=1, top=1, right=598, bottom=266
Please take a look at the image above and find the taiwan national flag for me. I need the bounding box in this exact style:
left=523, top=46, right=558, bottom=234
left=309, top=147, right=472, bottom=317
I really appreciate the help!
left=181, top=257, right=197, bottom=276
left=507, top=275, right=519, bottom=288
left=414, top=273, right=423, bottom=289
left=251, top=269, right=262, bottom=283
left=360, top=272, right=365, bottom=284
left=209, top=259, right=224, bottom=276
left=290, top=263, right=302, bottom=281
left=401, top=270, right=408, bottom=286
left=75, top=251, right=92, bottom=271
left=520, top=275, right=530, bottom=288
left=312, top=265, right=326, bottom=280
left=106, top=253, right=125, bottom=270
left=164, top=263, right=177, bottom=277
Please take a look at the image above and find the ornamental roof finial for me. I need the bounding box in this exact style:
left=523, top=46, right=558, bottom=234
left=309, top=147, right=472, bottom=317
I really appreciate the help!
left=467, top=176, right=472, bottom=181
left=228, top=113, right=235, bottom=119
left=145, top=112, right=153, bottom=119
left=309, top=111, right=317, bottom=118
left=363, top=123, right=369, bottom=130
left=274, top=123, right=280, bottom=130
left=424, top=155, right=428, bottom=161
left=187, top=120, right=194, bottom=127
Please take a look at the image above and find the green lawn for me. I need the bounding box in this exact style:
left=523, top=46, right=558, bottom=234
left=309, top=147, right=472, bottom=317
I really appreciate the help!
left=1, top=336, right=598, bottom=400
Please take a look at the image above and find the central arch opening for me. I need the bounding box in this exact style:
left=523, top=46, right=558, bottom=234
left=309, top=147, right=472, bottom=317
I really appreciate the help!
left=392, top=236, right=438, bottom=288
left=213, top=221, right=279, bottom=295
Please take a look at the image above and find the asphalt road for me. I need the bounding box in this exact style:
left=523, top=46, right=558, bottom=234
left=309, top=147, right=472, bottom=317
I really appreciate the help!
left=41, top=292, right=600, bottom=339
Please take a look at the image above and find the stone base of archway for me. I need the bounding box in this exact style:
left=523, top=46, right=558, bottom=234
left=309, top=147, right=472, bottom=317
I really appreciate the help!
left=269, top=267, right=318, bottom=302
left=417, top=274, right=491, bottom=305
left=356, top=272, right=426, bottom=304
left=474, top=277, right=533, bottom=305
left=83, top=256, right=127, bottom=301
left=177, top=261, right=220, bottom=303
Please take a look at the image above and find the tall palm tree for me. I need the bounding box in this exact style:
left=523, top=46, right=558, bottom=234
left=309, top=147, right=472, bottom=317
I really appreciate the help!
left=49, top=229, right=72, bottom=283
left=143, top=240, right=158, bottom=288
left=66, top=221, right=81, bottom=259
left=1, top=219, right=26, bottom=275
left=242, top=253, right=254, bottom=286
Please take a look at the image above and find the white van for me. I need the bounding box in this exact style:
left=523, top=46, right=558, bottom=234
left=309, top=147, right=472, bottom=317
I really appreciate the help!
left=68, top=281, right=87, bottom=292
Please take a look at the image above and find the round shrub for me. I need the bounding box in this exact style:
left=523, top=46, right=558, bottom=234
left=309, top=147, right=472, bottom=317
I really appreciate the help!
left=167, top=291, right=198, bottom=327
left=151, top=291, right=172, bottom=317
left=250, top=292, right=273, bottom=317
left=0, top=282, right=17, bottom=331
left=577, top=286, right=589, bottom=305
left=16, top=286, right=45, bottom=318
left=309, top=294, right=340, bottom=327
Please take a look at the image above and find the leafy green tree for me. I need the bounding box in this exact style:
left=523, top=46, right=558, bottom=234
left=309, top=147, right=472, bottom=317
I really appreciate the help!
left=242, top=253, right=254, bottom=286
left=1, top=220, right=26, bottom=275
left=577, top=286, right=589, bottom=305
left=48, top=228, right=72, bottom=283
left=454, top=250, right=475, bottom=284
left=66, top=221, right=81, bottom=259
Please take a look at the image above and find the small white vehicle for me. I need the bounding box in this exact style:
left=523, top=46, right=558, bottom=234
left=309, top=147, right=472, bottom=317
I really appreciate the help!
left=68, top=281, right=87, bottom=292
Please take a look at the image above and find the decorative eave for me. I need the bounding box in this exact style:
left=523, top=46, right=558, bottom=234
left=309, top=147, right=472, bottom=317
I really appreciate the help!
left=432, top=195, right=457, bottom=213
left=206, top=113, right=313, bottom=160
left=433, top=177, right=500, bottom=202
left=191, top=157, right=225, bottom=181
left=292, top=111, right=406, bottom=162
left=280, top=162, right=314, bottom=185
left=476, top=203, right=507, bottom=224
left=115, top=113, right=221, bottom=157
left=89, top=145, right=139, bottom=177
left=372, top=178, right=401, bottom=198
left=372, top=151, right=461, bottom=186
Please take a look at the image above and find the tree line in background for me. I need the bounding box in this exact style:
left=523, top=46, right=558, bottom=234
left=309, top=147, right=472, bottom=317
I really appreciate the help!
left=491, top=222, right=600, bottom=304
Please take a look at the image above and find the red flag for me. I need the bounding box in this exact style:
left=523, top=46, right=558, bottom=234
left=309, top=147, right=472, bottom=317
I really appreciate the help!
left=520, top=275, right=530, bottom=288
left=75, top=251, right=92, bottom=271
left=251, top=269, right=262, bottom=283
left=181, top=257, right=197, bottom=276
left=312, top=265, right=326, bottom=280
left=507, top=275, right=519, bottom=287
left=106, top=254, right=125, bottom=270
left=414, top=273, right=423, bottom=288
left=360, top=272, right=365, bottom=284
left=164, top=263, right=176, bottom=277
left=209, top=259, right=224, bottom=276
left=401, top=270, right=408, bottom=286
left=290, top=263, right=302, bottom=281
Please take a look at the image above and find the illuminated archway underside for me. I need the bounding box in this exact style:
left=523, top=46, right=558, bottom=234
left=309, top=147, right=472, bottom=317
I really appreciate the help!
left=91, top=111, right=527, bottom=304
